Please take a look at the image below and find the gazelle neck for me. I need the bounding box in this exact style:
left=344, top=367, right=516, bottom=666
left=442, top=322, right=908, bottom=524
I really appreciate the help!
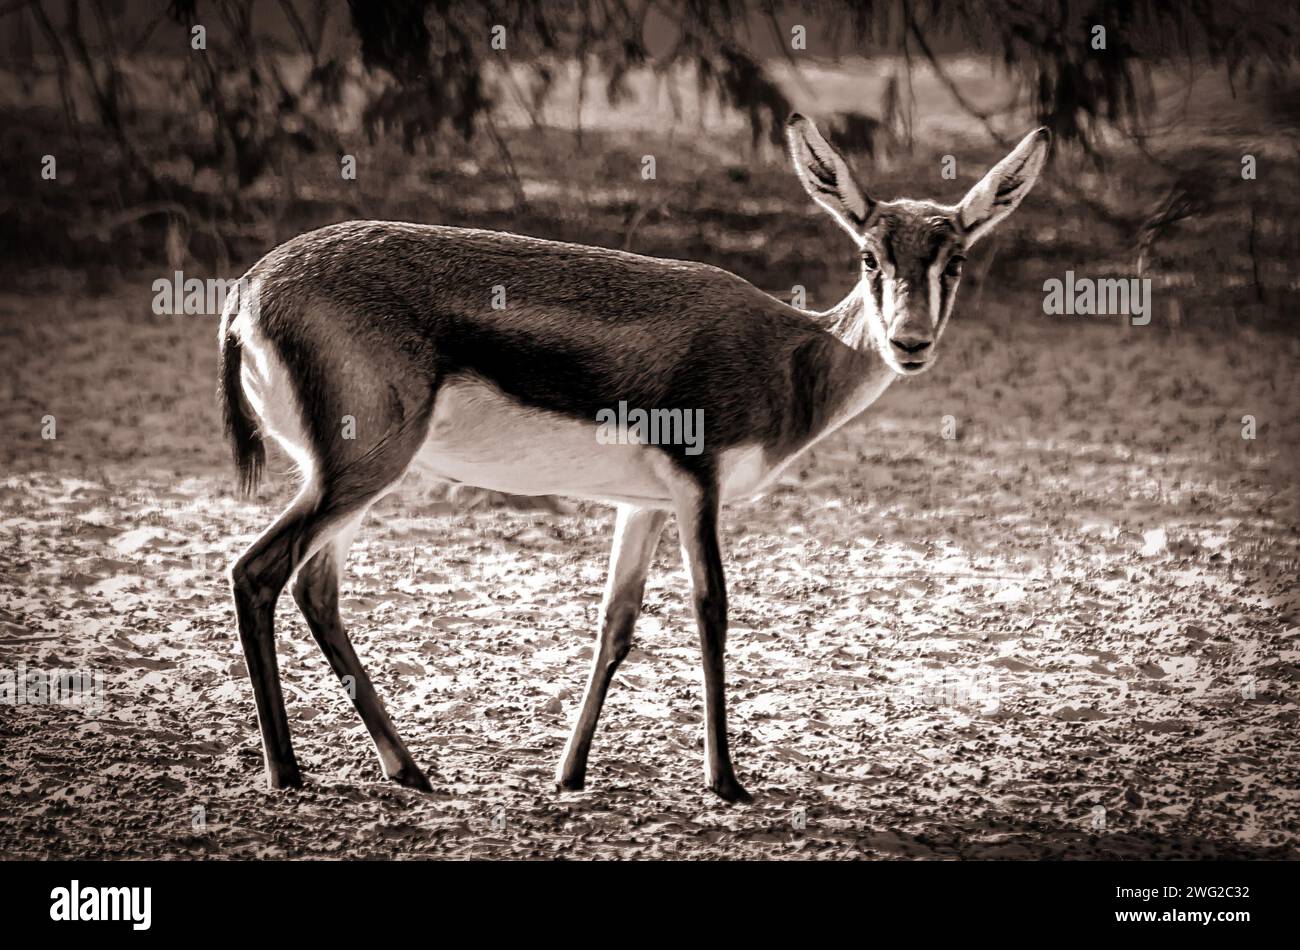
left=821, top=281, right=875, bottom=351
left=774, top=281, right=897, bottom=462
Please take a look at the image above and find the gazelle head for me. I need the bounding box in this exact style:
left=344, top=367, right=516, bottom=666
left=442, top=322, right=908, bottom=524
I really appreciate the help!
left=786, top=114, right=1050, bottom=376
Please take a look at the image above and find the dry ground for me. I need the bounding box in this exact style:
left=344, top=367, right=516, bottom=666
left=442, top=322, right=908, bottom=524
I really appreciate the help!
left=0, top=288, right=1297, bottom=859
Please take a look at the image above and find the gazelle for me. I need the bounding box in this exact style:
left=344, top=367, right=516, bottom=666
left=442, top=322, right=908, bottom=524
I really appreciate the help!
left=219, top=115, right=1048, bottom=803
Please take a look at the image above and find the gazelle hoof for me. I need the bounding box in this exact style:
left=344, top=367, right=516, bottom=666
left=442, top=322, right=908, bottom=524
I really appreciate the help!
left=709, top=777, right=754, bottom=804
left=555, top=775, right=586, bottom=792
left=267, top=765, right=303, bottom=790
left=388, top=764, right=434, bottom=792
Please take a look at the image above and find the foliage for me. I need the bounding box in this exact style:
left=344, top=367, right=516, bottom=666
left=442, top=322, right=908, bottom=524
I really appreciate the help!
left=17, top=1, right=1298, bottom=171
left=5, top=0, right=1297, bottom=282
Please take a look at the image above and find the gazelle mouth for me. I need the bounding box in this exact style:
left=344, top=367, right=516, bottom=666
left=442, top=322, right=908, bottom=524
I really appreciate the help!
left=898, top=361, right=927, bottom=371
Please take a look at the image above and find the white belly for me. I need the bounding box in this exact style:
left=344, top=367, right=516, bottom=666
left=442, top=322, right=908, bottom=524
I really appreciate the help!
left=413, top=377, right=676, bottom=506
left=414, top=378, right=798, bottom=508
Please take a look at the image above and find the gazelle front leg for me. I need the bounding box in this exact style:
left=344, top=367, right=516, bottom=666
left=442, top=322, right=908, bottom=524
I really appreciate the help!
left=557, top=504, right=668, bottom=791
left=675, top=483, right=752, bottom=804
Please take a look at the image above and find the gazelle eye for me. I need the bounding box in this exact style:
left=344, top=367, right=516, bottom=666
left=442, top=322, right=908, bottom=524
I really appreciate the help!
left=944, top=255, right=965, bottom=277
left=862, top=251, right=879, bottom=272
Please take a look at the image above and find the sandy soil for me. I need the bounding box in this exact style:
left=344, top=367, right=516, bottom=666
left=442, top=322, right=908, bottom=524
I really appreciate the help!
left=1, top=290, right=1297, bottom=859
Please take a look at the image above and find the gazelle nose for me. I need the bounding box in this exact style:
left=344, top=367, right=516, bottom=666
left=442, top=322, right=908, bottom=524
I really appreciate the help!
left=891, top=337, right=931, bottom=354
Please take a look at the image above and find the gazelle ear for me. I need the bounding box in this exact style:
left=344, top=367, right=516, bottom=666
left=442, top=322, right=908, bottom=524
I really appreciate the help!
left=786, top=113, right=874, bottom=241
left=957, top=127, right=1050, bottom=247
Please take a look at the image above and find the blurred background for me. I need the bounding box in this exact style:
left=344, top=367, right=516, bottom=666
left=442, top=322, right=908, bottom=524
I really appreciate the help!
left=1, top=0, right=1297, bottom=317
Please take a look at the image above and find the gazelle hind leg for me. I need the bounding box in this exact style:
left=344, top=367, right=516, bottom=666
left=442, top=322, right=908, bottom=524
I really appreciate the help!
left=230, top=485, right=347, bottom=789
left=292, top=511, right=433, bottom=791
left=230, top=368, right=436, bottom=791
left=556, top=504, right=668, bottom=791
